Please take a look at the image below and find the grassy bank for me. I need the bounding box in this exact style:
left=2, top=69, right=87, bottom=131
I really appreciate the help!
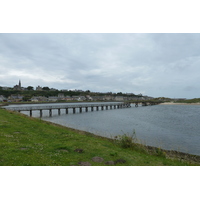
left=0, top=108, right=199, bottom=166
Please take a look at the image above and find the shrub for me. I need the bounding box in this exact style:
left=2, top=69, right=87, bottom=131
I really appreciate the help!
left=114, top=131, right=137, bottom=149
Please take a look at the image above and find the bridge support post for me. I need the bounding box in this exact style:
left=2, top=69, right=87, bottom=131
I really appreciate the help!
left=49, top=109, right=52, bottom=117
left=91, top=107, right=94, bottom=111
left=110, top=105, right=112, bottom=109
left=73, top=108, right=76, bottom=114
left=85, top=107, right=88, bottom=112
left=106, top=106, right=108, bottom=110
left=40, top=110, right=42, bottom=118
left=58, top=109, right=61, bottom=115
left=79, top=107, right=82, bottom=113
left=65, top=108, right=68, bottom=114
left=114, top=105, right=116, bottom=109
left=96, top=106, right=99, bottom=111
left=30, top=110, right=32, bottom=117
left=101, top=106, right=104, bottom=110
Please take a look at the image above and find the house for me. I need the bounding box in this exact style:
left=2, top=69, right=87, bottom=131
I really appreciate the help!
left=8, top=94, right=24, bottom=102
left=31, top=96, right=48, bottom=102
left=0, top=95, right=7, bottom=102
left=104, top=95, right=114, bottom=101
left=115, top=96, right=124, bottom=101
left=77, top=96, right=86, bottom=101
left=48, top=96, right=59, bottom=102
left=65, top=96, right=73, bottom=101
left=86, top=95, right=93, bottom=101
left=72, top=96, right=80, bottom=101
left=58, top=93, right=66, bottom=100
left=91, top=96, right=105, bottom=101
left=36, top=86, right=43, bottom=91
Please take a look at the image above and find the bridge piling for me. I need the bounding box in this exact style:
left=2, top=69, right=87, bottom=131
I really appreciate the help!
left=40, top=110, right=42, bottom=118
left=58, top=108, right=61, bottom=115
left=30, top=110, right=32, bottom=117
left=49, top=109, right=52, bottom=117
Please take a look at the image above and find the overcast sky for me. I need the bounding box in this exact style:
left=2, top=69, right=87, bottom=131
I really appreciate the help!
left=1, top=33, right=200, bottom=98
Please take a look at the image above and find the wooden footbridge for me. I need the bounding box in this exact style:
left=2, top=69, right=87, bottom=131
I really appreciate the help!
left=5, top=102, right=131, bottom=117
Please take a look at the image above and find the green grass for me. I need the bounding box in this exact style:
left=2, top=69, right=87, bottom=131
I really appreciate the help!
left=175, top=98, right=200, bottom=103
left=0, top=108, right=199, bottom=166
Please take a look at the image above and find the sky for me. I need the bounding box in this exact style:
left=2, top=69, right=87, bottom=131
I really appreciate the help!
left=1, top=33, right=200, bottom=98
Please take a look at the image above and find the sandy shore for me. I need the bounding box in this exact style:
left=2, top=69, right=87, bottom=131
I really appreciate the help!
left=160, top=102, right=200, bottom=105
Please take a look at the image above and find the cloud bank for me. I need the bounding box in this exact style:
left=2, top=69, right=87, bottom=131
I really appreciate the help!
left=1, top=33, right=200, bottom=98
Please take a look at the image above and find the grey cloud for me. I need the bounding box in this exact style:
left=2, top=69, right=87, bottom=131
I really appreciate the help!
left=1, top=33, right=200, bottom=98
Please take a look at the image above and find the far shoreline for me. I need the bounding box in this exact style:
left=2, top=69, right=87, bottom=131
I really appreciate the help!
left=160, top=102, right=200, bottom=105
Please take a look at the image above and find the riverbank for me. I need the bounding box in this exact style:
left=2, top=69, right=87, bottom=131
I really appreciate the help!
left=0, top=108, right=199, bottom=166
left=160, top=102, right=200, bottom=105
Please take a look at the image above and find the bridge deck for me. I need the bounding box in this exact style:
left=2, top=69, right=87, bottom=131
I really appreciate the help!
left=5, top=102, right=130, bottom=112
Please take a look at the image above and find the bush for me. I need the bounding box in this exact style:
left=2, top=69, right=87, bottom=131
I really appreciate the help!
left=114, top=131, right=137, bottom=148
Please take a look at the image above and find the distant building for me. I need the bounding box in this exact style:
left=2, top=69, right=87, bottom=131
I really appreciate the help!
left=8, top=94, right=24, bottom=102
left=1, top=87, right=12, bottom=90
left=104, top=95, right=114, bottom=101
left=65, top=96, right=72, bottom=101
left=13, top=80, right=22, bottom=90
left=0, top=95, right=7, bottom=102
left=77, top=96, right=86, bottom=101
left=115, top=96, right=124, bottom=101
left=86, top=95, right=93, bottom=101
left=31, top=96, right=48, bottom=102
left=58, top=93, right=65, bottom=98
left=48, top=96, right=59, bottom=102
left=36, top=86, right=43, bottom=91
left=91, top=96, right=105, bottom=101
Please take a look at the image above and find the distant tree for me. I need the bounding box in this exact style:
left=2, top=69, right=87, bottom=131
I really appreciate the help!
left=27, top=86, right=34, bottom=91
left=42, top=87, right=50, bottom=91
left=117, top=92, right=123, bottom=95
left=0, top=86, right=2, bottom=90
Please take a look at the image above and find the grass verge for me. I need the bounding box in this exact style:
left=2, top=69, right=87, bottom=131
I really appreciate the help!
left=0, top=108, right=199, bottom=166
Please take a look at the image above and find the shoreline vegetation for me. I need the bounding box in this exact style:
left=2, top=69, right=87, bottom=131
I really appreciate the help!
left=160, top=102, right=200, bottom=105
left=0, top=108, right=200, bottom=166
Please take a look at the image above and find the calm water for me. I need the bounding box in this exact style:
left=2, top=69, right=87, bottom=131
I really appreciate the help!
left=5, top=103, right=200, bottom=155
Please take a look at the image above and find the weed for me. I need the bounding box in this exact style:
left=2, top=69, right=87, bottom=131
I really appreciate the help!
left=155, top=148, right=166, bottom=157
left=114, top=131, right=137, bottom=149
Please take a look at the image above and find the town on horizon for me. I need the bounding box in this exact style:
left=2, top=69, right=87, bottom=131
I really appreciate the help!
left=0, top=80, right=187, bottom=103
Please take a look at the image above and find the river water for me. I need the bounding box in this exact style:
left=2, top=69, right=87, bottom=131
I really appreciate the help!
left=5, top=103, right=200, bottom=156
